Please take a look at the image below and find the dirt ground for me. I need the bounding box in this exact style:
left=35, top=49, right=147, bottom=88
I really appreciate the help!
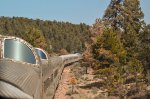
left=54, top=64, right=91, bottom=99
left=54, top=66, right=72, bottom=99
left=54, top=64, right=99, bottom=99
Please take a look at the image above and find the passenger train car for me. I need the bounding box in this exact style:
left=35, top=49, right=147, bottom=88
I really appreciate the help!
left=0, top=35, right=82, bottom=99
left=60, top=53, right=82, bottom=66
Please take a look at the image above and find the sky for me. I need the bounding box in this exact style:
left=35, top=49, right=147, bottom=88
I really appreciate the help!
left=0, top=0, right=149, bottom=25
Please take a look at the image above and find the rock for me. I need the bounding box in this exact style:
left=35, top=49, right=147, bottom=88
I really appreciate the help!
left=108, top=96, right=120, bottom=99
left=125, top=75, right=136, bottom=84
left=131, top=92, right=150, bottom=99
left=97, top=89, right=105, bottom=93
left=146, top=85, right=150, bottom=91
left=93, top=93, right=108, bottom=99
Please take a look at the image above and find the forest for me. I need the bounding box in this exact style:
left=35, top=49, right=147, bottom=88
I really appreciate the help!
left=0, top=16, right=91, bottom=53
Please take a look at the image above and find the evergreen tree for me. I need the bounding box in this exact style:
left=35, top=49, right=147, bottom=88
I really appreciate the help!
left=92, top=0, right=145, bottom=84
left=122, top=0, right=144, bottom=55
left=92, top=28, right=127, bottom=69
left=140, top=24, right=150, bottom=76
left=123, top=0, right=144, bottom=34
left=103, top=0, right=124, bottom=30
left=23, top=27, right=49, bottom=51
left=103, top=0, right=144, bottom=59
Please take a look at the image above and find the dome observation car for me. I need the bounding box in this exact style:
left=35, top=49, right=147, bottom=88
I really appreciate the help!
left=0, top=36, right=41, bottom=99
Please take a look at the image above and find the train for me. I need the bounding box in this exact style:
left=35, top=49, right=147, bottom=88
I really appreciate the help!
left=0, top=35, right=82, bottom=99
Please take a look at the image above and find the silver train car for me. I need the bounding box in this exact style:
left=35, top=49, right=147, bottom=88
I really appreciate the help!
left=0, top=35, right=82, bottom=99
left=60, top=53, right=82, bottom=65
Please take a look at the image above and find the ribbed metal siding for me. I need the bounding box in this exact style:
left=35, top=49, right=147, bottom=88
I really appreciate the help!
left=0, top=60, right=41, bottom=99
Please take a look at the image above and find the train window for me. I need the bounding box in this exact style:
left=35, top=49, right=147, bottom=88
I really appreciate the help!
left=35, top=48, right=47, bottom=59
left=4, top=39, right=36, bottom=64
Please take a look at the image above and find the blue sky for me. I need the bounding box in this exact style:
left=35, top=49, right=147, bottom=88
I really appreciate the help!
left=0, top=0, right=149, bottom=25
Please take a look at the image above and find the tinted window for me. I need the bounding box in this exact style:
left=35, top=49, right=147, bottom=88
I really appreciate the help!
left=35, top=49, right=47, bottom=59
left=4, top=39, right=36, bottom=64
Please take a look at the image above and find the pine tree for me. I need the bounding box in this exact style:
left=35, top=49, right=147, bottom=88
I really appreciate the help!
left=122, top=0, right=144, bottom=59
left=123, top=0, right=144, bottom=34
left=103, top=0, right=144, bottom=58
left=92, top=28, right=127, bottom=69
left=103, top=0, right=124, bottom=30
left=140, top=24, right=150, bottom=75
left=23, top=27, right=49, bottom=52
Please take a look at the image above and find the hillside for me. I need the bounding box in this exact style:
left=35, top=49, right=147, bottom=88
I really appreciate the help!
left=0, top=16, right=91, bottom=53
